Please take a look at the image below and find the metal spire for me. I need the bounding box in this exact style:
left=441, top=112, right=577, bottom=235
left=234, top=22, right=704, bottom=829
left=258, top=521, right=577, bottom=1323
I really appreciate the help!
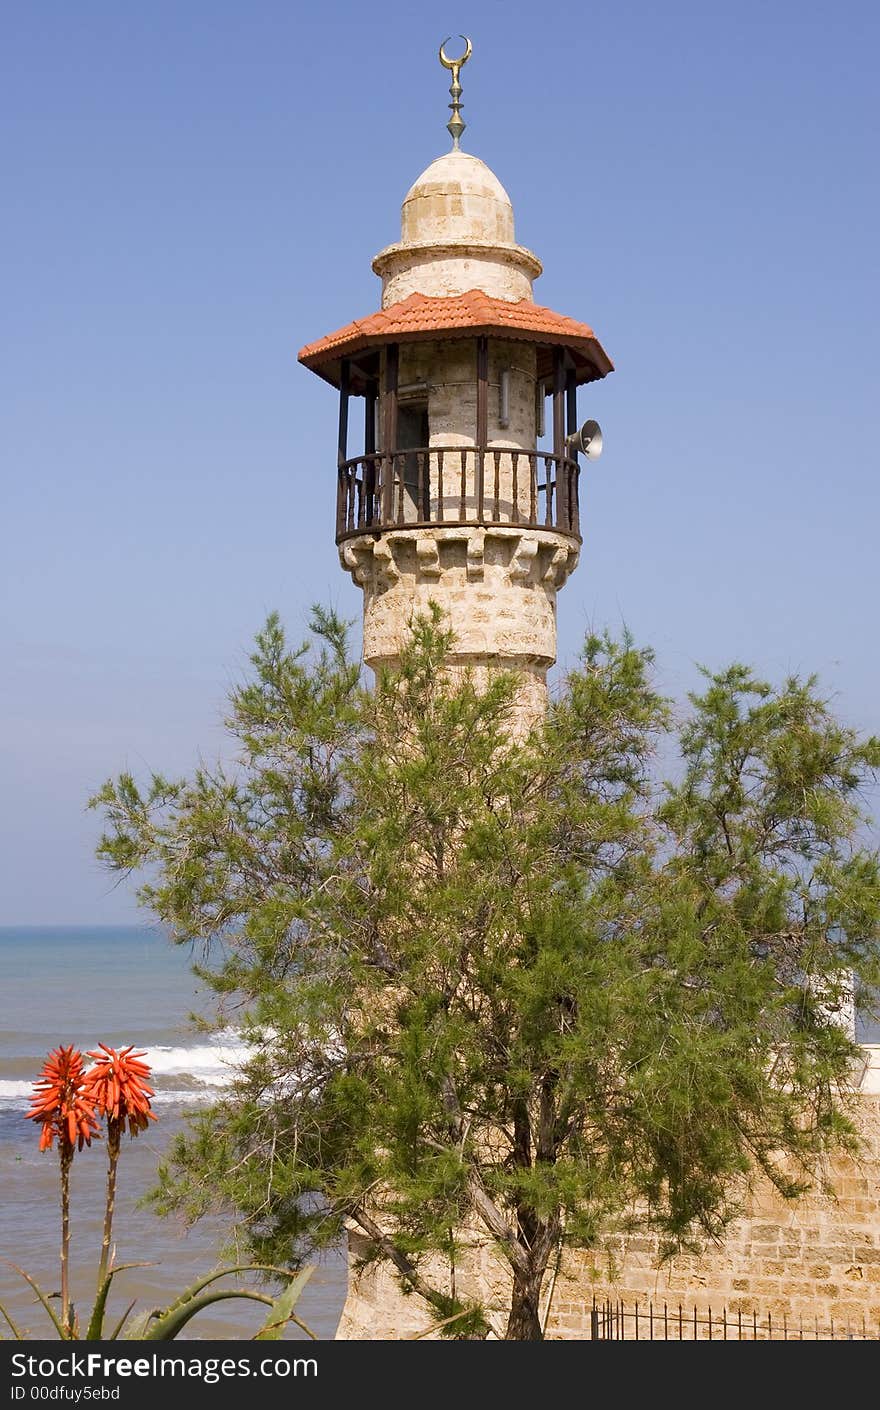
left=438, top=36, right=472, bottom=150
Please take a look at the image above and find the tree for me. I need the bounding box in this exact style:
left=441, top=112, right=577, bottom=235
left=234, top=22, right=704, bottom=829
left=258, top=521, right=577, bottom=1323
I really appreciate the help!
left=91, top=609, right=880, bottom=1340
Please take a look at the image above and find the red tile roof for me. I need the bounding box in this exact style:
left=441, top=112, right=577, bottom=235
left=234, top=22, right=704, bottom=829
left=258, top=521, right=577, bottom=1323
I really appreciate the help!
left=298, top=291, right=613, bottom=389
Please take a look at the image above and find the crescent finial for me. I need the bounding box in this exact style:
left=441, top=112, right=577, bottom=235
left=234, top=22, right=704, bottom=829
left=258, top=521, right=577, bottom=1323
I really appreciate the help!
left=437, top=36, right=472, bottom=150
left=438, top=35, right=472, bottom=70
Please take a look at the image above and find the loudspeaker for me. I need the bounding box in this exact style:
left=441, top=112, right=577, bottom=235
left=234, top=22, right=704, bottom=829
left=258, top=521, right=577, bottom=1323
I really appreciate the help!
left=566, top=419, right=603, bottom=459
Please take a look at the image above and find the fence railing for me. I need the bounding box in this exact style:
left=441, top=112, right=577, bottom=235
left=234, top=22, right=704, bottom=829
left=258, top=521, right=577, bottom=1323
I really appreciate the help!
left=588, top=1297, right=879, bottom=1340
left=336, top=446, right=580, bottom=543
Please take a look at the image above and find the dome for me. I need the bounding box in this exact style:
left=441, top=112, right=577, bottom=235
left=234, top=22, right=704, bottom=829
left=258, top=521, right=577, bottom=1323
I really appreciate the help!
left=372, top=148, right=541, bottom=306
left=400, top=150, right=516, bottom=248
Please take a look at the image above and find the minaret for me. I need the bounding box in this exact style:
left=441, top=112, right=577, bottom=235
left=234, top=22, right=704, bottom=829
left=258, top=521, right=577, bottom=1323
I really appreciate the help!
left=299, top=42, right=613, bottom=722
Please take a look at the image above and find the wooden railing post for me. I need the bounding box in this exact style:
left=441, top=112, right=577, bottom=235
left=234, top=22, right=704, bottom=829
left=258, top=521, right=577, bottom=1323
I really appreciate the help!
left=336, top=357, right=350, bottom=537
left=475, top=336, right=488, bottom=520
left=560, top=364, right=577, bottom=531
left=381, top=343, right=398, bottom=524
left=552, top=347, right=565, bottom=528
left=364, top=379, right=377, bottom=525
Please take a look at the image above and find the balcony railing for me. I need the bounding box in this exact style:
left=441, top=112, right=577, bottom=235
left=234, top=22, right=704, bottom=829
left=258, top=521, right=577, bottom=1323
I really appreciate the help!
left=336, top=447, right=580, bottom=544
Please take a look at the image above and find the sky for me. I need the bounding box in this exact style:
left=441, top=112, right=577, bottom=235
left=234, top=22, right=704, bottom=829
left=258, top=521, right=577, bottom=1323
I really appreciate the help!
left=2, top=0, right=878, bottom=924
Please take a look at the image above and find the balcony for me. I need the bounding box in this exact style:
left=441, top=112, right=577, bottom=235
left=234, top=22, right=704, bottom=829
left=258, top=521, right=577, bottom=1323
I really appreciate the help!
left=336, top=446, right=580, bottom=544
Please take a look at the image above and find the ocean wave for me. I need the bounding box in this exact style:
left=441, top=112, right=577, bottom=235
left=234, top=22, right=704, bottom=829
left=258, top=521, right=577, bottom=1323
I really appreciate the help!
left=140, top=1088, right=218, bottom=1106
left=147, top=1032, right=253, bottom=1086
left=0, top=1029, right=255, bottom=1111
left=0, top=1081, right=33, bottom=1100
left=0, top=1080, right=220, bottom=1112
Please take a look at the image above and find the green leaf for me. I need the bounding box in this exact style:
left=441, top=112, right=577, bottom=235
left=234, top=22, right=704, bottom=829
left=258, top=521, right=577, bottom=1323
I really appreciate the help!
left=135, top=1264, right=307, bottom=1341
left=86, top=1263, right=153, bottom=1342
left=0, top=1300, right=24, bottom=1341
left=140, top=1289, right=274, bottom=1341
left=253, top=1267, right=315, bottom=1340
left=106, top=1301, right=137, bottom=1341
left=1, top=1261, right=68, bottom=1340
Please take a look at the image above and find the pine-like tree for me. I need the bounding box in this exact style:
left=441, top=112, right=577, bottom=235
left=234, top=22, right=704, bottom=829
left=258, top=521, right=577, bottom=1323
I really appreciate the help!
left=92, top=610, right=880, bottom=1339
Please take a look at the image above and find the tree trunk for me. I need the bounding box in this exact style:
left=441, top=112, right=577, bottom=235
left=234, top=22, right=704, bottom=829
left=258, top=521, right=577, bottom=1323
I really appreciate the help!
left=505, top=1268, right=545, bottom=1340
left=502, top=1106, right=556, bottom=1340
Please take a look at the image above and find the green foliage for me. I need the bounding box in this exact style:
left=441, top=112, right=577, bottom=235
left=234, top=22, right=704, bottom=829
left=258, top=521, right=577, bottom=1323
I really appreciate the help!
left=91, top=611, right=880, bottom=1338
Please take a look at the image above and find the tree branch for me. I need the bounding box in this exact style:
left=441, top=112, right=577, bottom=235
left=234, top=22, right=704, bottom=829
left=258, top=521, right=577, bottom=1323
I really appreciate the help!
left=348, top=1207, right=456, bottom=1315
left=466, top=1172, right=530, bottom=1279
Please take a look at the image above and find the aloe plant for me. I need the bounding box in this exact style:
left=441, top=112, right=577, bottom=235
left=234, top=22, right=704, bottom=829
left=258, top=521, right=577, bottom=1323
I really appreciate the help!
left=1, top=1044, right=316, bottom=1342
left=1, top=1258, right=315, bottom=1342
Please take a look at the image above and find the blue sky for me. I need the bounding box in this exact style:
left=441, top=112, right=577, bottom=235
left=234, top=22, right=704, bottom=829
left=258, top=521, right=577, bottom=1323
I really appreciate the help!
left=2, top=0, right=878, bottom=923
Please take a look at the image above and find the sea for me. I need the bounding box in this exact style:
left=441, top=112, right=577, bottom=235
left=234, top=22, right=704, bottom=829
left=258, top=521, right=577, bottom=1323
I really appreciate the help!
left=0, top=925, right=347, bottom=1341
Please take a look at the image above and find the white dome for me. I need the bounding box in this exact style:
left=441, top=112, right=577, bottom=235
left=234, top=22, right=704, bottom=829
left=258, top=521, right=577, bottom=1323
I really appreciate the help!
left=372, top=148, right=541, bottom=305
left=401, top=150, right=516, bottom=247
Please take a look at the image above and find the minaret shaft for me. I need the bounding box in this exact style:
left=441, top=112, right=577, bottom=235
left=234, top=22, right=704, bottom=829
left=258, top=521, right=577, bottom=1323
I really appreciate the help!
left=340, top=333, right=580, bottom=727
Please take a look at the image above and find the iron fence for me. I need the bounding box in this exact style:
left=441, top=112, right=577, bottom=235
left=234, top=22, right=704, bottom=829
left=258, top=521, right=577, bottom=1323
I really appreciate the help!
left=588, top=1296, right=879, bottom=1340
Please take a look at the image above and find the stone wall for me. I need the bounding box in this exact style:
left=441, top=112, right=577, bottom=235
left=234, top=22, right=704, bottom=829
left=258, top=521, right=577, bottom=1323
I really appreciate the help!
left=552, top=1092, right=880, bottom=1338
left=387, top=338, right=538, bottom=456
left=339, top=525, right=579, bottom=722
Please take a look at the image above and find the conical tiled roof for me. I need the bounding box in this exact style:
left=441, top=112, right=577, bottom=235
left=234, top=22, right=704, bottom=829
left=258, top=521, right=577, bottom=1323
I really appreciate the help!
left=298, top=291, right=613, bottom=390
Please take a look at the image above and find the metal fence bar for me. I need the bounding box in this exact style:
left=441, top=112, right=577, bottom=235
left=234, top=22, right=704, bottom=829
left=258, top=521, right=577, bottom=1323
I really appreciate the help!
left=582, top=1294, right=879, bottom=1341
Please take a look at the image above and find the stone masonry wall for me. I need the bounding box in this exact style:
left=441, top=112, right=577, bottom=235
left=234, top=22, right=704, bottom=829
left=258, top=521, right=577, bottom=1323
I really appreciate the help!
left=340, top=525, right=578, bottom=674
left=388, top=338, right=537, bottom=453
left=551, top=1095, right=880, bottom=1337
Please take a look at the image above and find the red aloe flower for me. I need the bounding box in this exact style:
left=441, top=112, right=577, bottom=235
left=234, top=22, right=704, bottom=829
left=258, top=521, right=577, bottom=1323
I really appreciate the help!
left=83, top=1044, right=157, bottom=1289
left=82, top=1044, right=157, bottom=1136
left=26, top=1045, right=99, bottom=1152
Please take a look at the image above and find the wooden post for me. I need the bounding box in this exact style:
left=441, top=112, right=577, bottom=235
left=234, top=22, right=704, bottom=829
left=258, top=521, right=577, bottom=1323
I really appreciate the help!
left=552, top=347, right=565, bottom=528
left=381, top=343, right=399, bottom=524
left=475, top=336, right=488, bottom=519
left=337, top=358, right=350, bottom=468
left=336, top=357, right=350, bottom=537
left=364, top=379, right=377, bottom=525
left=561, top=363, right=577, bottom=530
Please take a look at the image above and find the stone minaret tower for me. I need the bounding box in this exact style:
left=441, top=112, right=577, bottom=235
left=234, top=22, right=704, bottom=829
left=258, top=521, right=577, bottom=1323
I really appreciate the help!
left=299, top=43, right=612, bottom=720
